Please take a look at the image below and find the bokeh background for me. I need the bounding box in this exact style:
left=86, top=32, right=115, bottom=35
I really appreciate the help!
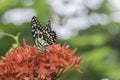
left=0, top=0, right=120, bottom=80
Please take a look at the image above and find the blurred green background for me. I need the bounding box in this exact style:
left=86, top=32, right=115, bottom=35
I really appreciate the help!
left=0, top=0, right=120, bottom=80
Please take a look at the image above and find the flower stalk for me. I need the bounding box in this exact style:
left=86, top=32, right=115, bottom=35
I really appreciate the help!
left=0, top=32, right=20, bottom=52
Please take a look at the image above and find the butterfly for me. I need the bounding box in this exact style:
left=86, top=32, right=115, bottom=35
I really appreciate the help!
left=31, top=16, right=57, bottom=52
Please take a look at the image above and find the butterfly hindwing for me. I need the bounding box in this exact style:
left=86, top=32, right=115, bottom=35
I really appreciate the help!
left=31, top=16, right=57, bottom=52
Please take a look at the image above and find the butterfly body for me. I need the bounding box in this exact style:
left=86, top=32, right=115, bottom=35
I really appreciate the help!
left=31, top=16, right=56, bottom=52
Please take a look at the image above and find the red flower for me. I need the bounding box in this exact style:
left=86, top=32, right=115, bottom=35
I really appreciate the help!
left=0, top=40, right=83, bottom=80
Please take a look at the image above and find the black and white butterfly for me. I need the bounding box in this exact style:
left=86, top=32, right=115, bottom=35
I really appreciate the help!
left=31, top=16, right=57, bottom=52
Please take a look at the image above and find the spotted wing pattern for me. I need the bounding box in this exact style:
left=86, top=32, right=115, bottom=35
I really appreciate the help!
left=31, top=16, right=57, bottom=52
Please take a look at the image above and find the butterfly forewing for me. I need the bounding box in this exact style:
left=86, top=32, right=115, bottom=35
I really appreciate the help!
left=31, top=16, right=57, bottom=52
left=45, top=20, right=51, bottom=33
left=44, top=20, right=57, bottom=44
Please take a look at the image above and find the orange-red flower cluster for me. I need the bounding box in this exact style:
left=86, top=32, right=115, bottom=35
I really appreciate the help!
left=0, top=40, right=82, bottom=80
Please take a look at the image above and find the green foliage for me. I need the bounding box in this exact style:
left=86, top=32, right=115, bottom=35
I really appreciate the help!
left=0, top=32, right=20, bottom=55
left=69, top=34, right=107, bottom=47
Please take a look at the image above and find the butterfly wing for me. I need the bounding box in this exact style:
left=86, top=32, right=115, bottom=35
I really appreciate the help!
left=31, top=16, right=48, bottom=51
left=31, top=16, right=43, bottom=39
left=44, top=20, right=57, bottom=44
left=31, top=16, right=57, bottom=52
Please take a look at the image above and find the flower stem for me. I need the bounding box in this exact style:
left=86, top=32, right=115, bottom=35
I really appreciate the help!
left=0, top=32, right=20, bottom=51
